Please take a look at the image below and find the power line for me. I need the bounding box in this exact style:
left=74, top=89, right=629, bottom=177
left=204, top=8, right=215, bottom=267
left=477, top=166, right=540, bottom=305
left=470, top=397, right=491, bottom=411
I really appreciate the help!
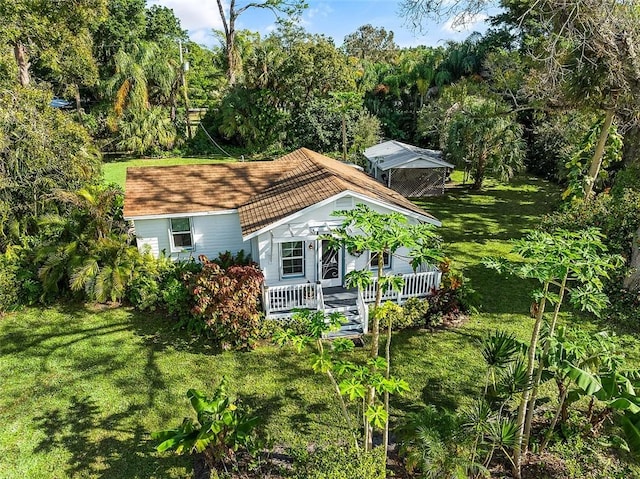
left=198, top=122, right=233, bottom=158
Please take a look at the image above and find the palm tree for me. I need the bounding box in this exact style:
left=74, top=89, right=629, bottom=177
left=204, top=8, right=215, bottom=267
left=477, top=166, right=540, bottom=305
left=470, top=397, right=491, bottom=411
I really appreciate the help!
left=36, top=185, right=136, bottom=302
left=105, top=42, right=178, bottom=117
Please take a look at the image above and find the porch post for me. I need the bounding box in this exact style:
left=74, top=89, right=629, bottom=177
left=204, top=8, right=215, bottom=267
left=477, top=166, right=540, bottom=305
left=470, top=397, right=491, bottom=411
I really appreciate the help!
left=263, top=285, right=270, bottom=317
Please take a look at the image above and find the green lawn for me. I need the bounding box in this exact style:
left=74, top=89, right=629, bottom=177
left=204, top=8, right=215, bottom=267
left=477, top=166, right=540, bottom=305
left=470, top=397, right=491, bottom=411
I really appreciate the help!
left=102, top=157, right=234, bottom=187
left=2, top=174, right=638, bottom=478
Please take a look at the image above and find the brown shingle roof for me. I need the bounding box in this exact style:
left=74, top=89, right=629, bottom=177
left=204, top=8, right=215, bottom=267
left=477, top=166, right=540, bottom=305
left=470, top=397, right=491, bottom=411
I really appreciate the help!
left=124, top=148, right=438, bottom=236
left=123, top=161, right=292, bottom=217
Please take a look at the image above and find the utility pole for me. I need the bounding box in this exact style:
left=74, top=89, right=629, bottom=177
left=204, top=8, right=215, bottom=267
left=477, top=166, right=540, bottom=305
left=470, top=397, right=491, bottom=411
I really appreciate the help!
left=178, top=40, right=192, bottom=139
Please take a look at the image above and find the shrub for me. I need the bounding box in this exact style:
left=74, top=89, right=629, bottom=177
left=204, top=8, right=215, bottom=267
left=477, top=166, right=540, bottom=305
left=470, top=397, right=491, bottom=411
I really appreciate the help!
left=290, top=445, right=386, bottom=479
left=0, top=253, right=19, bottom=313
left=402, top=297, right=430, bottom=328
left=126, top=251, right=173, bottom=311
left=211, top=249, right=255, bottom=269
left=395, top=406, right=468, bottom=477
left=371, top=301, right=412, bottom=330
left=425, top=259, right=476, bottom=325
left=185, top=255, right=264, bottom=350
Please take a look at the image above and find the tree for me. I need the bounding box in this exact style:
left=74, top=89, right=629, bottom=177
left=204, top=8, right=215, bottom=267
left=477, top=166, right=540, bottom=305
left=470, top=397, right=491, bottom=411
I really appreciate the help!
left=214, top=0, right=307, bottom=85
left=286, top=98, right=380, bottom=156
left=93, top=0, right=146, bottom=69
left=35, top=185, right=137, bottom=303
left=144, top=5, right=187, bottom=44
left=0, top=88, right=100, bottom=249
left=104, top=42, right=180, bottom=153
left=329, top=91, right=363, bottom=161
left=343, top=24, right=398, bottom=63
left=278, top=34, right=355, bottom=107
left=0, top=0, right=107, bottom=86
left=437, top=91, right=525, bottom=189
left=400, top=0, right=491, bottom=31
left=326, top=204, right=443, bottom=453
left=484, top=228, right=623, bottom=479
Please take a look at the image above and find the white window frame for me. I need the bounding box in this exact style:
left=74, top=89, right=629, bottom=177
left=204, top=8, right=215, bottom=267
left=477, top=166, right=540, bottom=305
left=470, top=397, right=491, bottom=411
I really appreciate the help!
left=280, top=241, right=305, bottom=278
left=169, top=217, right=194, bottom=252
left=369, top=250, right=391, bottom=270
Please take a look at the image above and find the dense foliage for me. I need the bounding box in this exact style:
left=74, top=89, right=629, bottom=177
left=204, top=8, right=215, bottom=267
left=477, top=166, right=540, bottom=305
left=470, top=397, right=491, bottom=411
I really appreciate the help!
left=185, top=255, right=264, bottom=350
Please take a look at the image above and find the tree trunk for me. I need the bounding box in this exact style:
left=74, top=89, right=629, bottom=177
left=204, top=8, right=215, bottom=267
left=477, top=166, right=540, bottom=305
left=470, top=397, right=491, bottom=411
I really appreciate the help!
left=216, top=0, right=237, bottom=86
left=14, top=41, right=30, bottom=86
left=472, top=151, right=487, bottom=190
left=623, top=226, right=640, bottom=291
left=342, top=115, right=347, bottom=161
left=383, top=319, right=392, bottom=454
left=540, top=379, right=569, bottom=452
left=74, top=85, right=83, bottom=122
left=226, top=29, right=237, bottom=86
left=583, top=109, right=615, bottom=199
left=513, top=281, right=550, bottom=479
left=523, top=272, right=569, bottom=452
left=365, top=254, right=385, bottom=451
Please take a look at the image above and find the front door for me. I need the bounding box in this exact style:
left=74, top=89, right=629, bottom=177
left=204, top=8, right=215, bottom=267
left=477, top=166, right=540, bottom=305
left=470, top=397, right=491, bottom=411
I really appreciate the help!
left=320, top=240, right=341, bottom=287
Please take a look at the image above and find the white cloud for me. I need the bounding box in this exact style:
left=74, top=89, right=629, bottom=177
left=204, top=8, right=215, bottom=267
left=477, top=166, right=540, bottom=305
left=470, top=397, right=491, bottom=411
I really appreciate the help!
left=301, top=2, right=333, bottom=28
left=149, top=0, right=224, bottom=45
left=442, top=12, right=488, bottom=33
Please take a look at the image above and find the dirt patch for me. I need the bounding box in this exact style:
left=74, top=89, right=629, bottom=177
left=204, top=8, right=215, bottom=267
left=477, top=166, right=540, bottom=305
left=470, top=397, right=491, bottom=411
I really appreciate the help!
left=522, top=452, right=569, bottom=479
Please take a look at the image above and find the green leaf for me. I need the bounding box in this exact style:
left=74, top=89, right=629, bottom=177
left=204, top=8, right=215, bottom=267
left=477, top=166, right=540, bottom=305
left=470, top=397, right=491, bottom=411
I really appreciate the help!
left=621, top=414, right=640, bottom=456
left=609, top=398, right=640, bottom=415
left=339, top=378, right=366, bottom=401
left=310, top=352, right=332, bottom=373
left=561, top=361, right=602, bottom=395
left=365, top=405, right=388, bottom=429
left=187, top=389, right=210, bottom=414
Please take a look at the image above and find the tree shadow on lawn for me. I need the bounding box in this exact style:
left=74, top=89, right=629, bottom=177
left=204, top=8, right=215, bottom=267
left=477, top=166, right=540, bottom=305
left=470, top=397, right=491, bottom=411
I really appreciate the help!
left=129, top=308, right=224, bottom=356
left=418, top=177, right=560, bottom=243
left=464, top=263, right=537, bottom=316
left=34, top=396, right=187, bottom=478
left=0, top=320, right=133, bottom=362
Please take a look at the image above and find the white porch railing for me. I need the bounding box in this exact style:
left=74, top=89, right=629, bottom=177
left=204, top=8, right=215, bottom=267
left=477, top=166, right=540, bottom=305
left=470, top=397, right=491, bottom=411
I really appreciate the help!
left=361, top=270, right=442, bottom=304
left=263, top=282, right=320, bottom=316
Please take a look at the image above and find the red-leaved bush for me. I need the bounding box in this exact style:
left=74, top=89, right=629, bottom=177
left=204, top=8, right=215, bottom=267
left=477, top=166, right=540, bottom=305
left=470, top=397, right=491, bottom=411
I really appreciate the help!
left=185, top=255, right=264, bottom=350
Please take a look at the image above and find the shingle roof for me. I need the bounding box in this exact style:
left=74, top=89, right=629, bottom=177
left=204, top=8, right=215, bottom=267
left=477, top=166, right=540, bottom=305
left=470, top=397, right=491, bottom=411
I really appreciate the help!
left=363, top=140, right=454, bottom=170
left=124, top=148, right=439, bottom=237
left=124, top=161, right=286, bottom=217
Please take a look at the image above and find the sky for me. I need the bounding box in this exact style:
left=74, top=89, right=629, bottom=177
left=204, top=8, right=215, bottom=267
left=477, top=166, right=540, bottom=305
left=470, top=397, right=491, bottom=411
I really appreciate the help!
left=149, top=0, right=492, bottom=49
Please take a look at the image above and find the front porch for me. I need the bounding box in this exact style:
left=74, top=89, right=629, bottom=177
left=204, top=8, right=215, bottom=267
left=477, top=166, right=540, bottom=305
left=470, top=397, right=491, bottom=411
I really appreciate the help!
left=262, top=270, right=442, bottom=337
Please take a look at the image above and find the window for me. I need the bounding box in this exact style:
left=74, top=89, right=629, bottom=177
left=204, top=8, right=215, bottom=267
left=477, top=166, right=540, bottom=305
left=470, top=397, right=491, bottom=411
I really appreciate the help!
left=281, top=241, right=304, bottom=277
left=169, top=217, right=193, bottom=250
left=369, top=250, right=391, bottom=269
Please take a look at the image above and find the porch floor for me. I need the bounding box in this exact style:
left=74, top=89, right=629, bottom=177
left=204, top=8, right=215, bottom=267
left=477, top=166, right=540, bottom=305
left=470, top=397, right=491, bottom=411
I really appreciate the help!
left=322, top=286, right=358, bottom=309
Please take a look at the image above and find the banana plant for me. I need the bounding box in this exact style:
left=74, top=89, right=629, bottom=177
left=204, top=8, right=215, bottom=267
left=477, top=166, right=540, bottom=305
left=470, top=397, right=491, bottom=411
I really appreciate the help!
left=152, top=377, right=263, bottom=471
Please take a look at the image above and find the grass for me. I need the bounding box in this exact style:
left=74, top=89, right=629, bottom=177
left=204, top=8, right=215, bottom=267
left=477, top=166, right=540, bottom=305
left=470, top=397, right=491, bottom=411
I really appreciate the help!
left=0, top=307, right=348, bottom=478
left=102, top=157, right=234, bottom=187
left=2, top=173, right=639, bottom=478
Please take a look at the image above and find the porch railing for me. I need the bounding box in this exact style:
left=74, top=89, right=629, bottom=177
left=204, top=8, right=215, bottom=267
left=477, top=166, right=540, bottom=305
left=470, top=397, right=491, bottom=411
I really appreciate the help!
left=263, top=282, right=320, bottom=316
left=361, top=270, right=441, bottom=304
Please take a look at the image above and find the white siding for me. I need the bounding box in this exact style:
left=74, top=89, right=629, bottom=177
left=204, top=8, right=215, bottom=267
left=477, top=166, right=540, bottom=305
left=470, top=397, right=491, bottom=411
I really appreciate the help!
left=254, top=195, right=425, bottom=286
left=132, top=212, right=251, bottom=261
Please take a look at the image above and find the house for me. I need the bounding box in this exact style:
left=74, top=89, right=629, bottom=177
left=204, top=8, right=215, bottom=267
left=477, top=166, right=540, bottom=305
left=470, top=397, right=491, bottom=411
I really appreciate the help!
left=364, top=140, right=454, bottom=197
left=124, top=148, right=442, bottom=336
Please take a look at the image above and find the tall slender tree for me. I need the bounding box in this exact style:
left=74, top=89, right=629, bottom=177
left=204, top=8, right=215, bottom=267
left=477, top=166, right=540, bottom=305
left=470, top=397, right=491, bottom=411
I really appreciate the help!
left=214, top=0, right=307, bottom=85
